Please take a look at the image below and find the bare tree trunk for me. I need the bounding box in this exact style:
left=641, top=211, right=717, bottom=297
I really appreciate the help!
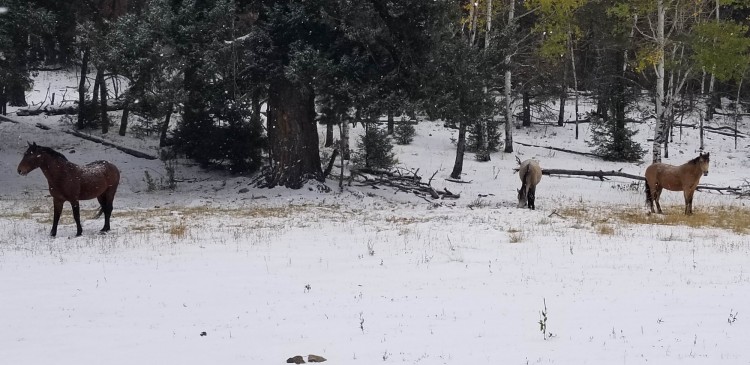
left=653, top=0, right=666, bottom=163
left=450, top=120, right=467, bottom=179
left=0, top=86, right=6, bottom=115
left=469, top=1, right=479, bottom=46
left=387, top=109, right=394, bottom=135
left=119, top=99, right=130, bottom=136
left=92, top=69, right=101, bottom=107
left=341, top=113, right=350, bottom=160
left=77, top=48, right=90, bottom=129
left=568, top=28, right=579, bottom=140
left=503, top=0, right=516, bottom=153
left=735, top=76, right=743, bottom=149
left=159, top=103, right=173, bottom=148
left=100, top=70, right=109, bottom=134
left=706, top=0, right=720, bottom=122
left=522, top=91, right=531, bottom=127
left=266, top=76, right=322, bottom=188
left=325, top=122, right=334, bottom=147
left=558, top=63, right=566, bottom=126
left=475, top=0, right=493, bottom=161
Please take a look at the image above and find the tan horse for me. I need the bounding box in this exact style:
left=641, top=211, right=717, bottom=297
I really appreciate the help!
left=17, top=142, right=121, bottom=237
left=517, top=158, right=542, bottom=210
left=644, top=152, right=709, bottom=215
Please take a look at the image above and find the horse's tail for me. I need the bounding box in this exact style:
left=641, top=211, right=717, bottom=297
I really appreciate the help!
left=92, top=207, right=104, bottom=219
left=645, top=180, right=653, bottom=207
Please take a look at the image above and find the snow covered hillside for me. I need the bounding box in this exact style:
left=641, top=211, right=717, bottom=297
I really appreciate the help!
left=1, top=71, right=750, bottom=364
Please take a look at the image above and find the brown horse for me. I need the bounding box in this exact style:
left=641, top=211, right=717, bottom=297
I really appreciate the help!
left=645, top=152, right=709, bottom=215
left=517, top=158, right=542, bottom=210
left=17, top=142, right=121, bottom=236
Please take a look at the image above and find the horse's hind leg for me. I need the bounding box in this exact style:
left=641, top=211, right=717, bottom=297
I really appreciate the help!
left=654, top=186, right=664, bottom=214
left=70, top=200, right=82, bottom=236
left=645, top=181, right=655, bottom=214
left=528, top=186, right=536, bottom=210
left=96, top=196, right=112, bottom=232
left=98, top=189, right=116, bottom=232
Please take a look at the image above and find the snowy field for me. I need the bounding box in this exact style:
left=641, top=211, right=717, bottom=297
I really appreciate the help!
left=2, top=71, right=750, bottom=364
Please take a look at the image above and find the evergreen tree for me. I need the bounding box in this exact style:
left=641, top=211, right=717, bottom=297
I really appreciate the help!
left=0, top=0, right=56, bottom=107
left=353, top=123, right=397, bottom=170
left=245, top=0, right=442, bottom=188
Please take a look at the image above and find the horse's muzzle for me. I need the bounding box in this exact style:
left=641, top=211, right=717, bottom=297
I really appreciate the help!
left=18, top=169, right=27, bottom=176
left=704, top=171, right=709, bottom=177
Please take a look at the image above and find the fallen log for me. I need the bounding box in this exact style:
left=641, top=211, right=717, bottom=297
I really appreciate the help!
left=16, top=99, right=125, bottom=116
left=515, top=141, right=604, bottom=158
left=63, top=129, right=158, bottom=160
left=542, top=168, right=644, bottom=181
left=542, top=168, right=742, bottom=194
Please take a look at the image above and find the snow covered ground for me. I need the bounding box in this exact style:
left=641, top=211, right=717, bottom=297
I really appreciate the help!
left=1, top=71, right=750, bottom=364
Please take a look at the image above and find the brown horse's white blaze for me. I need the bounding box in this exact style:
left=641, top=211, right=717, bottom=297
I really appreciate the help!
left=644, top=152, right=710, bottom=215
left=17, top=142, right=120, bottom=237
left=517, top=159, right=542, bottom=210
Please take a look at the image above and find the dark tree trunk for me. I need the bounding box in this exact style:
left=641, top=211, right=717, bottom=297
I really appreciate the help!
left=92, top=69, right=101, bottom=107
left=119, top=99, right=130, bottom=136
left=100, top=69, right=109, bottom=134
left=266, top=77, right=322, bottom=188
left=77, top=48, right=90, bottom=129
left=387, top=109, right=394, bottom=134
left=558, top=64, right=567, bottom=126
left=450, top=120, right=467, bottom=179
left=325, top=122, right=334, bottom=147
left=8, top=82, right=27, bottom=107
left=250, top=87, right=262, bottom=127
left=159, top=103, right=173, bottom=148
left=522, top=91, right=531, bottom=127
left=0, top=86, right=6, bottom=115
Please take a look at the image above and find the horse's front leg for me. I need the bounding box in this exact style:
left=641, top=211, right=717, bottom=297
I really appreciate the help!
left=70, top=200, right=83, bottom=236
left=684, top=189, right=694, bottom=215
left=51, top=198, right=64, bottom=237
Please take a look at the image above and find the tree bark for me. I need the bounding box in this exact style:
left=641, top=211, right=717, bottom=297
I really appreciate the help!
left=558, top=63, right=566, bottom=126
left=734, top=76, right=743, bottom=149
left=450, top=120, right=468, bottom=179
left=503, top=0, right=516, bottom=153
left=119, top=99, right=130, bottom=136
left=325, top=122, right=334, bottom=147
left=652, top=0, right=666, bottom=163
left=100, top=69, right=109, bottom=134
left=8, top=81, right=27, bottom=107
left=0, top=86, right=7, bottom=115
left=387, top=109, right=395, bottom=135
left=159, top=103, right=173, bottom=148
left=77, top=48, right=90, bottom=129
left=341, top=112, right=351, bottom=160
left=522, top=91, right=531, bottom=127
left=266, top=77, right=322, bottom=188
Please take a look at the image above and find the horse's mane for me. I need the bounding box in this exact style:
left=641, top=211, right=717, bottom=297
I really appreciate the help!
left=36, top=145, right=68, bottom=161
left=689, top=154, right=708, bottom=165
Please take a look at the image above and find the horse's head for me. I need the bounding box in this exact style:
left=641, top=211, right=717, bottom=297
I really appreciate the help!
left=698, top=152, right=710, bottom=176
left=517, top=187, right=527, bottom=208
left=17, top=142, right=42, bottom=176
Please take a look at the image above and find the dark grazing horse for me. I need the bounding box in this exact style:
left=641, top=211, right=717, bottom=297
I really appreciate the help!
left=645, top=152, right=710, bottom=215
left=517, top=158, right=542, bottom=210
left=17, top=142, right=121, bottom=236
